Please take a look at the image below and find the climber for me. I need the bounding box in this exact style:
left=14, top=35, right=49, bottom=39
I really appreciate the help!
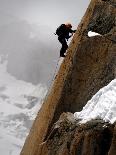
left=55, top=23, right=76, bottom=57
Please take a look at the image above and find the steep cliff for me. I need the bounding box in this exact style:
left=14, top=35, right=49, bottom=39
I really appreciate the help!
left=20, top=0, right=116, bottom=155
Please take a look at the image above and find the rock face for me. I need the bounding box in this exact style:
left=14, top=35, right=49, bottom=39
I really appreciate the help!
left=20, top=0, right=116, bottom=155
left=38, top=113, right=116, bottom=155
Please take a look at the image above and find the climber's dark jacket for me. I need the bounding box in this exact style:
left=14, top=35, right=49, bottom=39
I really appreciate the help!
left=57, top=24, right=76, bottom=40
left=57, top=24, right=76, bottom=57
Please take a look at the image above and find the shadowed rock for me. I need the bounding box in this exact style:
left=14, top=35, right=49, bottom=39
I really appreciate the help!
left=38, top=113, right=115, bottom=155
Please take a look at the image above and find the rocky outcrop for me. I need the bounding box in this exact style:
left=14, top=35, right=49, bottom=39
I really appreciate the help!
left=38, top=113, right=115, bottom=155
left=20, top=0, right=116, bottom=155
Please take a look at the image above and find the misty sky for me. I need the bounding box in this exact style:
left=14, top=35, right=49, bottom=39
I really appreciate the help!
left=0, top=0, right=90, bottom=85
left=0, top=0, right=90, bottom=29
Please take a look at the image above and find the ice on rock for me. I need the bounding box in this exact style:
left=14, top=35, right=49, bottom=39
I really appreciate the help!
left=88, top=31, right=101, bottom=37
left=74, top=79, right=116, bottom=124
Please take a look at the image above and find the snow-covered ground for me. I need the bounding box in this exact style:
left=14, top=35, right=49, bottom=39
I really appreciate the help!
left=0, top=56, right=47, bottom=155
left=74, top=79, right=116, bottom=124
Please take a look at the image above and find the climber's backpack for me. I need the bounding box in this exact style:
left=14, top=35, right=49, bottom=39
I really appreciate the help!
left=56, top=24, right=65, bottom=36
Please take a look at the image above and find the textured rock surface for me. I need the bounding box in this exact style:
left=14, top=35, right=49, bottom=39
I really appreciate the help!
left=38, top=113, right=115, bottom=155
left=20, top=0, right=116, bottom=155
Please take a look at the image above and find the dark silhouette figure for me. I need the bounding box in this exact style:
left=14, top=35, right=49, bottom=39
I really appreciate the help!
left=56, top=23, right=76, bottom=57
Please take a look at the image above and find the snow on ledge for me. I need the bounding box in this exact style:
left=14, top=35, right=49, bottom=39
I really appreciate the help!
left=74, top=79, right=116, bottom=124
left=88, top=31, right=101, bottom=37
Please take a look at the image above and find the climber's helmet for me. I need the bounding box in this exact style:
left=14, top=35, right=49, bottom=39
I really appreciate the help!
left=65, top=23, right=72, bottom=29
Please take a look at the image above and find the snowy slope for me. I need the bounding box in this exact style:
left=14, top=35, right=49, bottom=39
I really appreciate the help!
left=0, top=56, right=47, bottom=155
left=74, top=79, right=116, bottom=124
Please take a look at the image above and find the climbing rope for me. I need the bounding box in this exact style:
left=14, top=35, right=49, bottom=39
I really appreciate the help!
left=30, top=56, right=64, bottom=101
left=45, top=57, right=64, bottom=99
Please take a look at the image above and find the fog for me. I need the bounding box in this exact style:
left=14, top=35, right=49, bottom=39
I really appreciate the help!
left=0, top=0, right=90, bottom=85
left=0, top=18, right=58, bottom=85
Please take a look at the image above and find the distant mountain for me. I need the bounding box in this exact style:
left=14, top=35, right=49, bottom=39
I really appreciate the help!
left=0, top=56, right=47, bottom=155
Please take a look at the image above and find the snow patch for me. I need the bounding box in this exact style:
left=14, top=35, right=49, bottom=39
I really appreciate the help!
left=74, top=79, right=116, bottom=124
left=88, top=31, right=101, bottom=37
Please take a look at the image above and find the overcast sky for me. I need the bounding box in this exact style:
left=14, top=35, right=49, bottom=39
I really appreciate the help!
left=0, top=0, right=90, bottom=29
left=0, top=0, right=90, bottom=85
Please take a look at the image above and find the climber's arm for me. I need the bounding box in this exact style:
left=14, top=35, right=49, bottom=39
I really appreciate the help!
left=69, top=29, right=76, bottom=33
left=66, top=29, right=76, bottom=40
